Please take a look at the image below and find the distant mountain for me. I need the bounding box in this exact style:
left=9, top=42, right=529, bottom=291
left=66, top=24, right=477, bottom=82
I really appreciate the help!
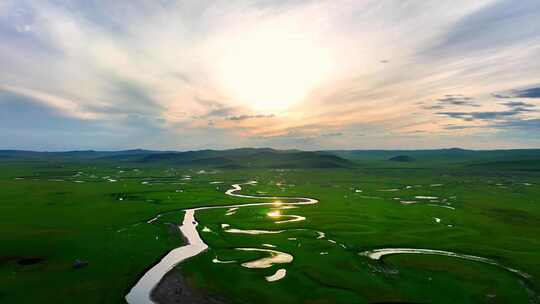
left=0, top=149, right=163, bottom=160
left=138, top=148, right=353, bottom=169
left=2, top=147, right=539, bottom=170
left=0, top=148, right=354, bottom=169
left=328, top=148, right=540, bottom=163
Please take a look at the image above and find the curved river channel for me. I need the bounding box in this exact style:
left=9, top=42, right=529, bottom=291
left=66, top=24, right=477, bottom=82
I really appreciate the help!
left=125, top=182, right=318, bottom=304
left=126, top=181, right=535, bottom=304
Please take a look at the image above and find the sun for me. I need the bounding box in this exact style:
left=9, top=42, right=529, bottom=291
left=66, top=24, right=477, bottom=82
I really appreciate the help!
left=215, top=21, right=334, bottom=113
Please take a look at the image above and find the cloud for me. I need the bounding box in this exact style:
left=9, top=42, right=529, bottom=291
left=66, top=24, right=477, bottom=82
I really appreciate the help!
left=472, top=111, right=522, bottom=119
left=427, top=0, right=540, bottom=55
left=1, top=0, right=540, bottom=149
left=492, top=118, right=540, bottom=129
left=85, top=78, right=163, bottom=116
left=435, top=96, right=539, bottom=134
left=443, top=124, right=476, bottom=130
left=500, top=101, right=536, bottom=108
left=430, top=92, right=538, bottom=141
left=423, top=94, right=480, bottom=110
left=437, top=109, right=530, bottom=121
left=436, top=111, right=469, bottom=119
left=422, top=105, right=445, bottom=110
left=226, top=114, right=275, bottom=121
left=321, top=132, right=343, bottom=137
left=512, top=86, right=540, bottom=98
left=194, top=97, right=224, bottom=109
left=437, top=95, right=479, bottom=107
left=207, top=108, right=235, bottom=118
left=492, top=93, right=512, bottom=99
left=0, top=85, right=100, bottom=119
left=123, top=114, right=166, bottom=131
left=494, top=86, right=540, bottom=99
left=0, top=90, right=114, bottom=150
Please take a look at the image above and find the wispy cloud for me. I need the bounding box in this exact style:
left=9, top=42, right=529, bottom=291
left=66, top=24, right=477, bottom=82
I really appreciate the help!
left=0, top=85, right=101, bottom=120
left=437, top=110, right=525, bottom=121
left=227, top=114, right=275, bottom=121
left=500, top=101, right=536, bottom=108
left=514, top=87, right=540, bottom=98
left=423, top=94, right=480, bottom=110
left=1, top=0, right=540, bottom=149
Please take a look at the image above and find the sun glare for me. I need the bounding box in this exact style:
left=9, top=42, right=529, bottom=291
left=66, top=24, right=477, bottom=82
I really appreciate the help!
left=216, top=23, right=334, bottom=113
left=267, top=210, right=282, bottom=218
left=273, top=200, right=283, bottom=206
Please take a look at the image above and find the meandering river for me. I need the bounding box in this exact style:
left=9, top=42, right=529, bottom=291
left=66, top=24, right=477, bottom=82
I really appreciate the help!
left=125, top=181, right=318, bottom=304
left=126, top=181, right=534, bottom=304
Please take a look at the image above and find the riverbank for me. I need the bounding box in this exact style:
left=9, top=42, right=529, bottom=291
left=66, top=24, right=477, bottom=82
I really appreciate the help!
left=151, top=268, right=228, bottom=304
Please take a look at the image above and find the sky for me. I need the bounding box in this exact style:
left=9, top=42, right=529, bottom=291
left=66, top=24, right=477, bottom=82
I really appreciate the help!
left=1, top=0, right=540, bottom=151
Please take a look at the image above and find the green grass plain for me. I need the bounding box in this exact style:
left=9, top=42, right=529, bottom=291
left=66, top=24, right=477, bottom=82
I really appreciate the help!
left=1, top=151, right=539, bottom=303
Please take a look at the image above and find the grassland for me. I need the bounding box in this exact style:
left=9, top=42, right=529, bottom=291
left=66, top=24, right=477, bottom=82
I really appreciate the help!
left=1, top=149, right=539, bottom=303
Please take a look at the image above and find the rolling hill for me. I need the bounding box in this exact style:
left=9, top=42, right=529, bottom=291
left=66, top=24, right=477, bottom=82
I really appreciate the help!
left=0, top=148, right=354, bottom=169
